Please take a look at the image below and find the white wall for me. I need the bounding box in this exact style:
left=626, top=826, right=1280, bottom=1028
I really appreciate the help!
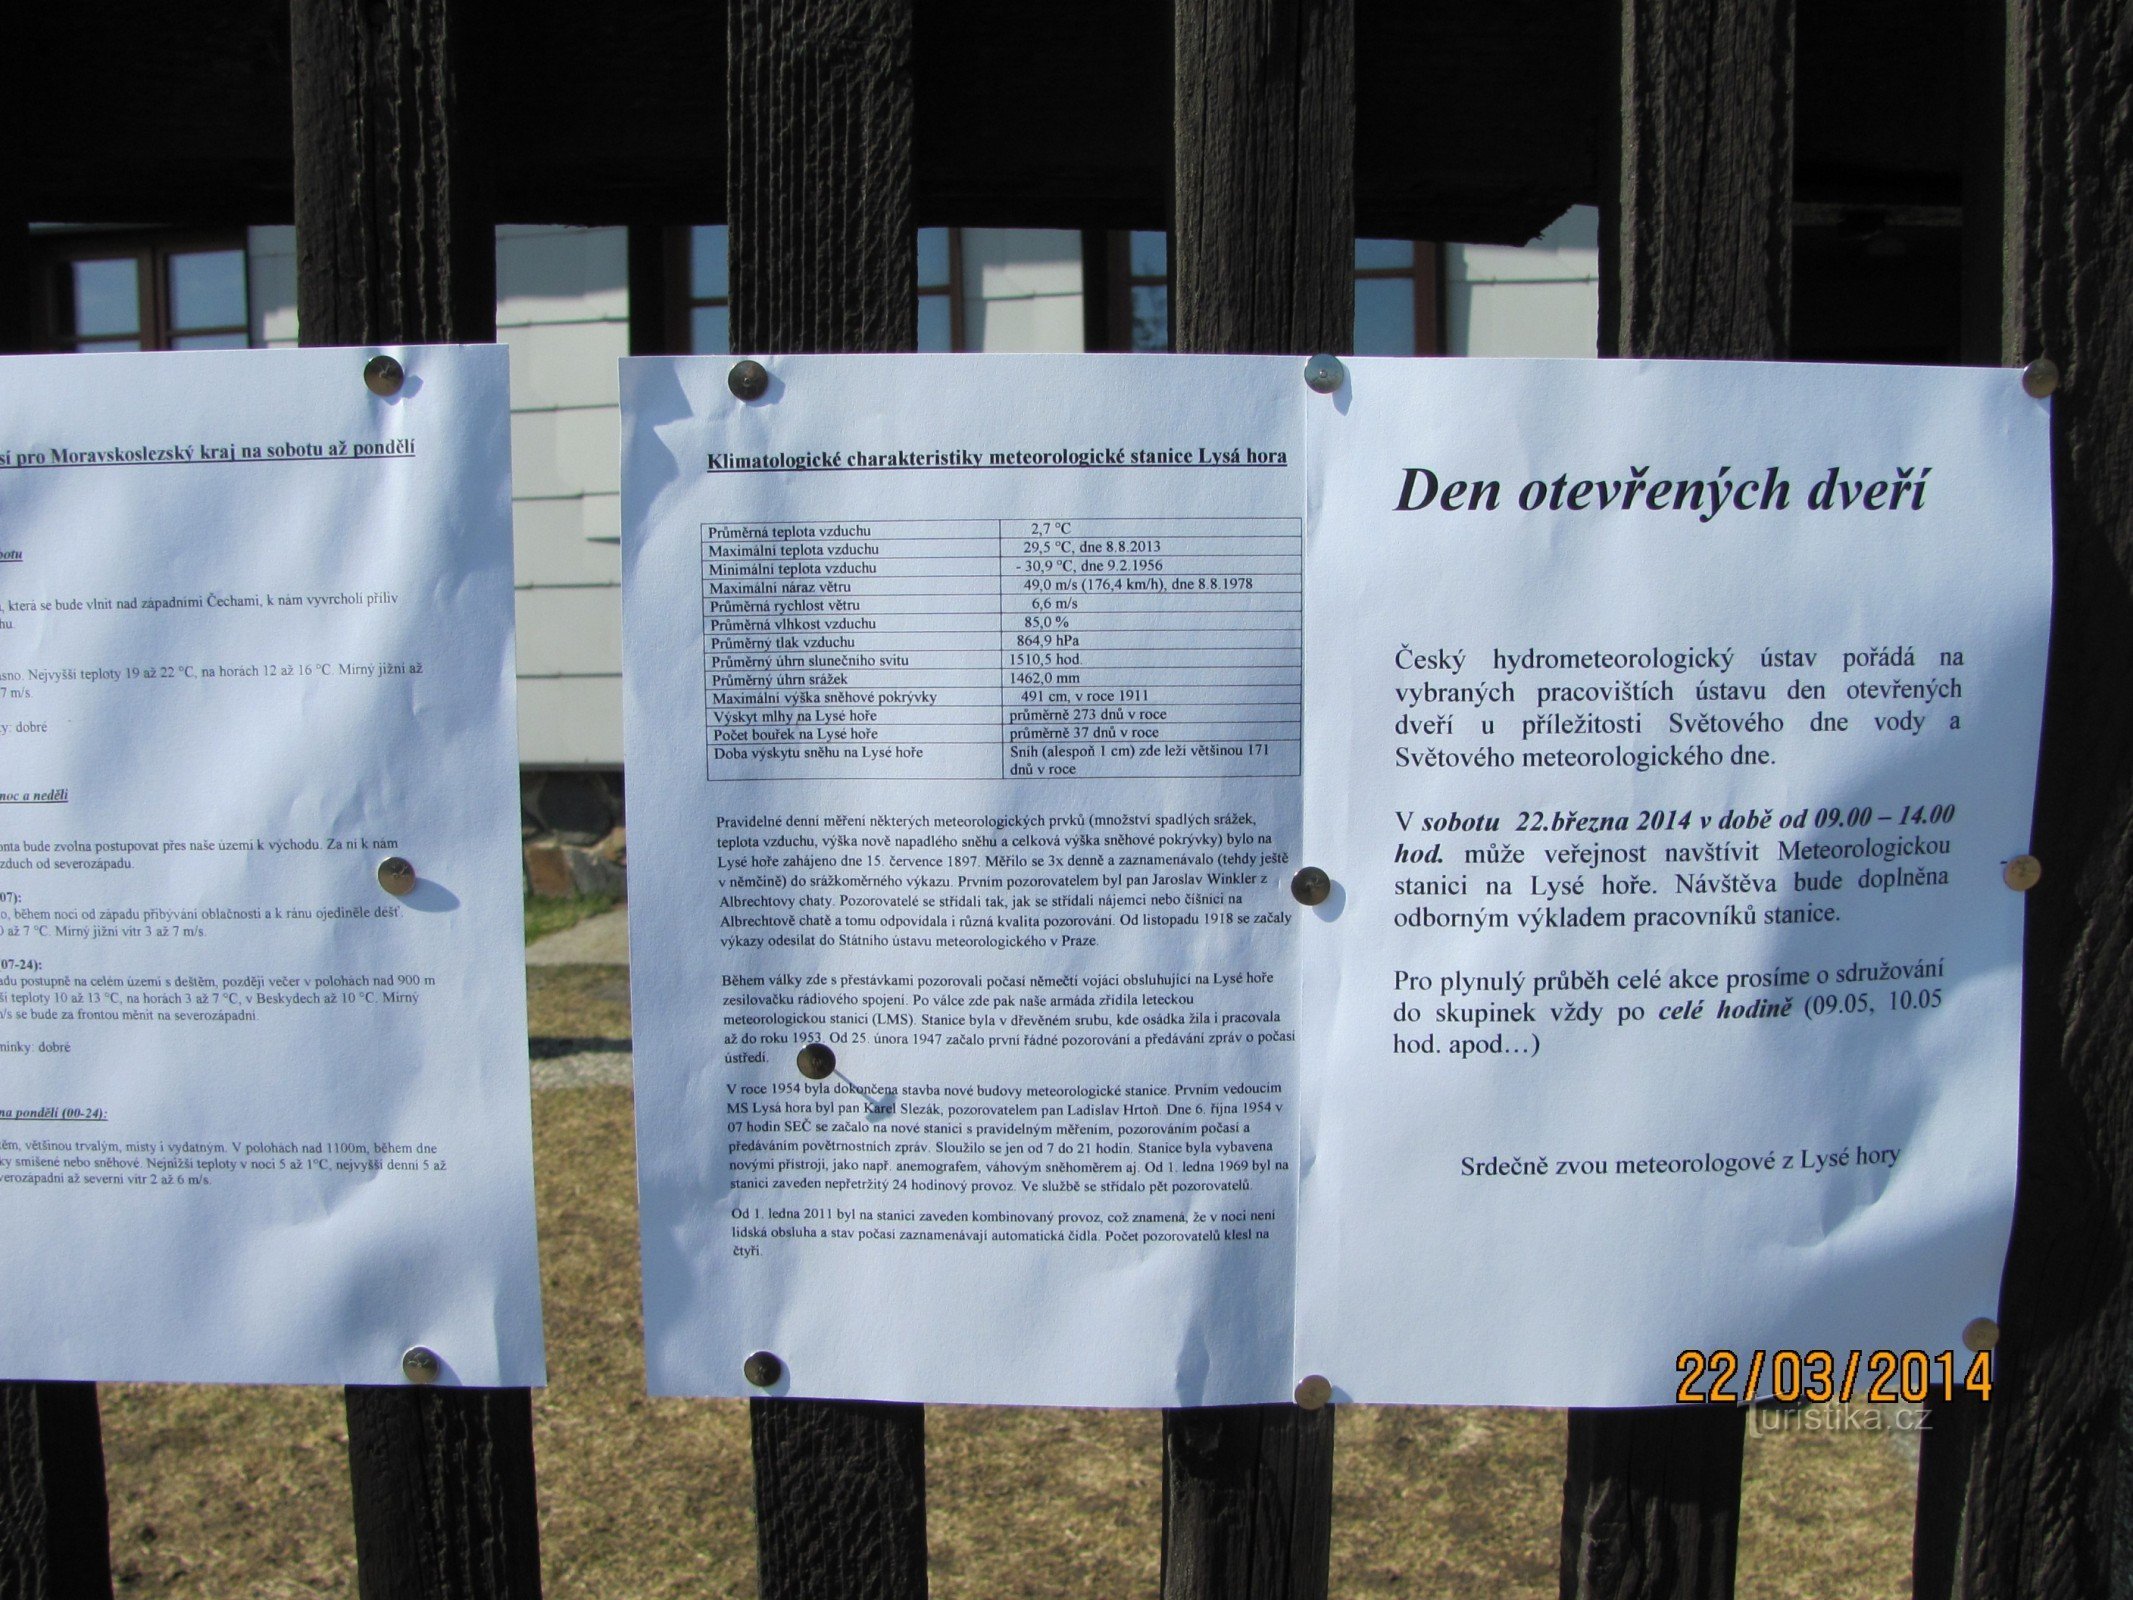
left=240, top=215, right=1597, bottom=773
left=247, top=223, right=632, bottom=769
left=247, top=226, right=298, bottom=348
left=495, top=226, right=629, bottom=768
left=959, top=228, right=1084, bottom=352
left=1444, top=206, right=1600, bottom=358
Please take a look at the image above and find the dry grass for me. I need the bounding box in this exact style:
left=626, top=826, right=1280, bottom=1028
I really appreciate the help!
left=524, top=964, right=632, bottom=1054
left=98, top=1033, right=1919, bottom=1596
left=523, top=892, right=619, bottom=948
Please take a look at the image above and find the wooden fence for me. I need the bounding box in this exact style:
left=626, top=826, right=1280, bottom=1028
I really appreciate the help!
left=5, top=1, right=2131, bottom=1595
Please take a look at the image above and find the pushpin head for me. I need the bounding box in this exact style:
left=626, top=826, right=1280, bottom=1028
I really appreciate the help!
left=364, top=355, right=405, bottom=397
left=729, top=359, right=771, bottom=401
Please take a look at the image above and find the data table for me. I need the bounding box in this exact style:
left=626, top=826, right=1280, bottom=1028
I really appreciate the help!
left=701, top=516, right=1301, bottom=781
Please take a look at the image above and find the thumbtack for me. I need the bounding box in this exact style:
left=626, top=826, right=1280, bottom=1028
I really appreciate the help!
left=364, top=354, right=405, bottom=397
left=729, top=359, right=771, bottom=401
left=796, top=1042, right=836, bottom=1080
left=401, top=1345, right=441, bottom=1383
left=1962, top=1317, right=2000, bottom=1353
left=744, top=1350, right=785, bottom=1388
left=2003, top=855, right=2042, bottom=892
left=377, top=856, right=417, bottom=896
left=2021, top=359, right=2059, bottom=399
left=1294, top=1374, right=1333, bottom=1410
left=1303, top=354, right=1346, bottom=394
left=1290, top=866, right=1332, bottom=906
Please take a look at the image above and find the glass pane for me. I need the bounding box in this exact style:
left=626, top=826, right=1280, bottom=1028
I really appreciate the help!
left=1354, top=238, right=1415, bottom=270
left=916, top=227, right=953, bottom=289
left=77, top=337, right=142, bottom=354
left=690, top=226, right=730, bottom=301
left=1130, top=284, right=1169, bottom=352
left=72, top=258, right=140, bottom=337
left=172, top=331, right=249, bottom=350
left=168, top=249, right=247, bottom=331
left=1354, top=276, right=1417, bottom=355
left=1128, top=230, right=1167, bottom=279
left=690, top=304, right=731, bottom=355
left=917, top=293, right=953, bottom=352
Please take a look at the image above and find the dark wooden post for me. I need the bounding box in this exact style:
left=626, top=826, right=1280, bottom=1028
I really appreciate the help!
left=727, top=5, right=928, bottom=1597
left=291, top=0, right=496, bottom=346
left=1595, top=0, right=1793, bottom=364
left=1941, top=0, right=2133, bottom=1593
left=290, top=6, right=541, bottom=1597
left=0, top=194, right=117, bottom=1600
left=1911, top=10, right=2014, bottom=1586
left=1563, top=4, right=1792, bottom=1597
left=1164, top=3, right=1348, bottom=1594
left=0, top=1382, right=113, bottom=1600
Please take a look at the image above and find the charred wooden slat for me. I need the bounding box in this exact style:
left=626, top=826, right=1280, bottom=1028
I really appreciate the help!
left=291, top=5, right=542, bottom=1594
left=1162, top=4, right=1348, bottom=1590
left=728, top=7, right=929, bottom=1594
left=0, top=1380, right=113, bottom=1600
left=1952, top=0, right=2133, bottom=1593
left=1564, top=3, right=1792, bottom=1593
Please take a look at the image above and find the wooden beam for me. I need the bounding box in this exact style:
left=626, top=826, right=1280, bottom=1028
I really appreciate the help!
left=342, top=1388, right=542, bottom=1600
left=728, top=0, right=916, bottom=355
left=1560, top=1410, right=1745, bottom=1600
left=1953, top=0, right=2133, bottom=1592
left=1164, top=3, right=1348, bottom=1590
left=0, top=1382, right=113, bottom=1600
left=726, top=6, right=928, bottom=1594
left=1173, top=0, right=1355, bottom=356
left=1567, top=3, right=1792, bottom=1591
left=26, top=1, right=1608, bottom=243
left=1161, top=1404, right=1336, bottom=1600
left=0, top=207, right=30, bottom=354
left=289, top=6, right=541, bottom=1593
left=291, top=0, right=496, bottom=345
left=750, top=1399, right=928, bottom=1600
left=1597, top=0, right=1795, bottom=360
left=0, top=180, right=115, bottom=1600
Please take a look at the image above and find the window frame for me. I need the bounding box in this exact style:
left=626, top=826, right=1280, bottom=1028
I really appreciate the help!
left=1353, top=239, right=1445, bottom=356
left=33, top=230, right=252, bottom=353
left=1086, top=229, right=1444, bottom=355
left=655, top=224, right=968, bottom=354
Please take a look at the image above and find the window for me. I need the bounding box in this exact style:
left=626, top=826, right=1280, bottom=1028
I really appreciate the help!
left=679, top=224, right=732, bottom=354
left=669, top=225, right=965, bottom=353
left=1088, top=232, right=1440, bottom=354
left=917, top=227, right=963, bottom=350
left=1086, top=230, right=1171, bottom=351
left=36, top=234, right=249, bottom=352
left=1353, top=239, right=1442, bottom=356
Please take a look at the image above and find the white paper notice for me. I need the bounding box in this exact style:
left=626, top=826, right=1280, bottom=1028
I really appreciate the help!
left=623, top=355, right=1304, bottom=1406
left=625, top=351, right=2050, bottom=1409
left=1296, top=359, right=2050, bottom=1405
left=0, top=347, right=544, bottom=1387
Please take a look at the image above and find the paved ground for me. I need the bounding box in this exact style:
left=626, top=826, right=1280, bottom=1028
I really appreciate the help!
left=526, top=900, right=631, bottom=966
left=528, top=902, right=634, bottom=1088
